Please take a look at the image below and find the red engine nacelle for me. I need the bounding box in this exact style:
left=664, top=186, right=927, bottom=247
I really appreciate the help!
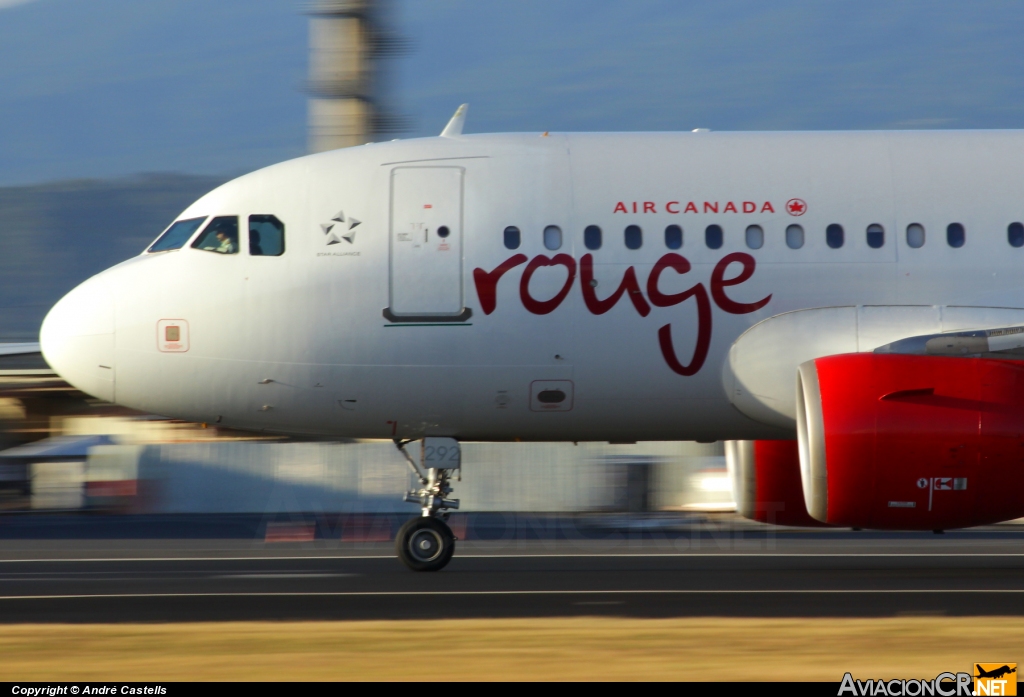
left=726, top=439, right=831, bottom=527
left=796, top=353, right=1024, bottom=529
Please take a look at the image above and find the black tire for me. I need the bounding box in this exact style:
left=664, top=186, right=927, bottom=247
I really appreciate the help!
left=395, top=517, right=455, bottom=572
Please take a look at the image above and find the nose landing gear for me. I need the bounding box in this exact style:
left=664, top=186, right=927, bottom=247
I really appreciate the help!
left=396, top=516, right=455, bottom=571
left=395, top=438, right=461, bottom=572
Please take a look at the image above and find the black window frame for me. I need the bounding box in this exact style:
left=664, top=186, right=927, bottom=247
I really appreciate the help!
left=147, top=216, right=208, bottom=254
left=785, top=224, right=804, bottom=249
left=705, top=224, right=723, bottom=250
left=503, top=226, right=521, bottom=250
left=745, top=225, right=764, bottom=250
left=664, top=224, right=683, bottom=250
left=191, top=215, right=241, bottom=255
left=543, top=225, right=563, bottom=251
left=906, top=223, right=925, bottom=249
left=248, top=214, right=286, bottom=257
left=947, top=222, right=965, bottom=248
left=584, top=225, right=602, bottom=250
left=1009, top=222, right=1024, bottom=248
left=826, top=224, right=844, bottom=249
left=866, top=223, right=885, bottom=249
left=624, top=225, right=642, bottom=250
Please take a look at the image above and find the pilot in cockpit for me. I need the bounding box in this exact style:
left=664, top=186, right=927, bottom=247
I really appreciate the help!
left=193, top=217, right=239, bottom=254
left=213, top=230, right=236, bottom=254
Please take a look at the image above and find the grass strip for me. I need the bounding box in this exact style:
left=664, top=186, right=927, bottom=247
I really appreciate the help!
left=0, top=617, right=1019, bottom=681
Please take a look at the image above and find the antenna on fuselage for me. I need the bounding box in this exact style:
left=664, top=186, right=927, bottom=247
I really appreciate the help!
left=440, top=104, right=469, bottom=138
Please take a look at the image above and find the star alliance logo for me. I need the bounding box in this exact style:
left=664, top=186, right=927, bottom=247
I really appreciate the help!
left=321, top=210, right=362, bottom=245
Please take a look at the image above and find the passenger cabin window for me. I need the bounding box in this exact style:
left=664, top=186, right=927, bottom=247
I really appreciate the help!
left=786, top=224, right=804, bottom=249
left=192, top=216, right=239, bottom=254
left=866, top=224, right=885, bottom=249
left=624, top=225, right=642, bottom=250
left=745, top=225, right=763, bottom=250
left=947, top=222, right=965, bottom=248
left=249, top=215, right=285, bottom=256
left=148, top=217, right=207, bottom=253
left=906, top=224, right=925, bottom=248
left=584, top=225, right=602, bottom=250
left=504, top=226, right=521, bottom=250
left=543, top=225, right=562, bottom=250
left=826, top=224, right=844, bottom=249
left=664, top=224, right=683, bottom=249
left=1009, top=222, right=1024, bottom=248
left=705, top=224, right=723, bottom=250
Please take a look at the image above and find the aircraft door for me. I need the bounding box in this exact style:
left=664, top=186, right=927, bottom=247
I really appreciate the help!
left=386, top=166, right=468, bottom=321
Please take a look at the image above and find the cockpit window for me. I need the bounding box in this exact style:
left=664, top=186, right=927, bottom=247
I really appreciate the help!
left=191, top=216, right=240, bottom=254
left=249, top=215, right=285, bottom=256
left=147, top=217, right=207, bottom=253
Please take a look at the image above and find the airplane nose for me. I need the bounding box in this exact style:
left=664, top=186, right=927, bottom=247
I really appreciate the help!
left=40, top=275, right=116, bottom=402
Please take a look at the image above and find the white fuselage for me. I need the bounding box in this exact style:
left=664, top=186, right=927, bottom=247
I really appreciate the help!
left=39, top=130, right=1024, bottom=442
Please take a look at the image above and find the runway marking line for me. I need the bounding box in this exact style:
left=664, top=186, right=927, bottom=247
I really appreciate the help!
left=2, top=552, right=1024, bottom=563
left=0, top=589, right=1023, bottom=600
left=210, top=573, right=359, bottom=579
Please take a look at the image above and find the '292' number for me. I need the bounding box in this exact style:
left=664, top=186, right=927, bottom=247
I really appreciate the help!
left=424, top=443, right=461, bottom=466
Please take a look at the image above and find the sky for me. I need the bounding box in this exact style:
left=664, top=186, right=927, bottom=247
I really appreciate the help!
left=2, top=0, right=1024, bottom=185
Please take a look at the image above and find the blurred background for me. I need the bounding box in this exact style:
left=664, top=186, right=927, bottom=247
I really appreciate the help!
left=2, top=0, right=1024, bottom=529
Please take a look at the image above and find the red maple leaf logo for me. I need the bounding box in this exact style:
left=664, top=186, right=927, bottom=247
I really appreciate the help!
left=786, top=198, right=807, bottom=216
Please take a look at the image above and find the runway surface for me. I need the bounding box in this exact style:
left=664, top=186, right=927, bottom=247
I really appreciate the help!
left=0, top=522, right=1022, bottom=622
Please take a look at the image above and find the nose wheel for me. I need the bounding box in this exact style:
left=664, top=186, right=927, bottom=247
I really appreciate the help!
left=394, top=437, right=462, bottom=572
left=395, top=516, right=455, bottom=571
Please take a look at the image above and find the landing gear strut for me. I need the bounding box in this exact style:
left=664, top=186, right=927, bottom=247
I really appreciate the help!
left=395, top=437, right=461, bottom=571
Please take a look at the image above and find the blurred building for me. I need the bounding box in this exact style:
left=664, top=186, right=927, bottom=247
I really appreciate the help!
left=307, top=0, right=408, bottom=152
left=1, top=344, right=733, bottom=516
left=2, top=389, right=732, bottom=515
left=125, top=439, right=728, bottom=515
